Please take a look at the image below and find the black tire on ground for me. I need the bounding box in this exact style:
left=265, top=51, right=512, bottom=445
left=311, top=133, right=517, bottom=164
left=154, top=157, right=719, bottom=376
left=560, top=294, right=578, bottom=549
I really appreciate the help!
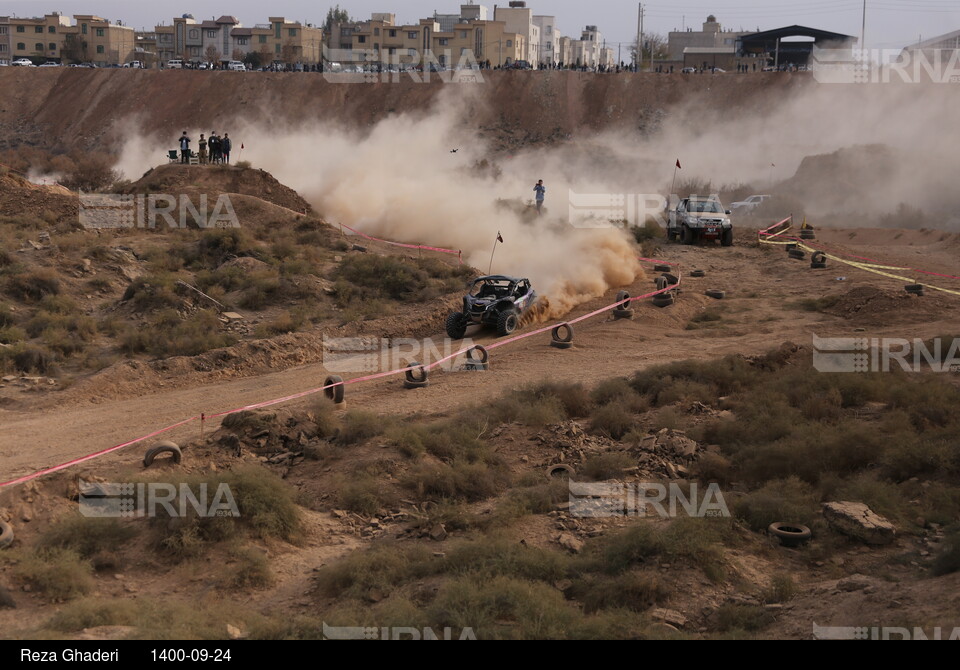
left=652, top=293, right=675, bottom=308
left=404, top=361, right=428, bottom=389
left=654, top=264, right=672, bottom=273
left=655, top=276, right=669, bottom=291
left=681, top=225, right=695, bottom=245
left=690, top=270, right=706, bottom=278
left=445, top=312, right=468, bottom=340
left=662, top=273, right=680, bottom=286
left=497, top=311, right=519, bottom=336
left=811, top=251, right=827, bottom=266
left=768, top=522, right=812, bottom=548
left=547, top=464, right=576, bottom=480
left=0, top=519, right=13, bottom=549
left=785, top=243, right=798, bottom=252
left=811, top=262, right=827, bottom=269
left=143, top=441, right=182, bottom=468
left=324, top=376, right=345, bottom=404
left=788, top=249, right=806, bottom=260
left=705, top=289, right=726, bottom=300
left=352, top=244, right=367, bottom=253
left=800, top=230, right=816, bottom=240
left=721, top=227, right=734, bottom=247
left=551, top=323, right=574, bottom=349
left=613, top=308, right=634, bottom=320
left=905, top=284, right=924, bottom=292
left=466, top=345, right=489, bottom=371
left=615, top=290, right=631, bottom=309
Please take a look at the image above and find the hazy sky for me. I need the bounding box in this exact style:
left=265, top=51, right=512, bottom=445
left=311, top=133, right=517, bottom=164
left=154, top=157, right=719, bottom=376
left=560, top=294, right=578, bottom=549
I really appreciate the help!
left=1, top=1, right=957, bottom=49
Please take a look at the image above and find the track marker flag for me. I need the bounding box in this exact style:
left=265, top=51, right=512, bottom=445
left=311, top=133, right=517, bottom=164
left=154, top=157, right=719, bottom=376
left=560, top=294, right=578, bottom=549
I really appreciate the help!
left=671, top=159, right=682, bottom=195
left=489, top=231, right=503, bottom=274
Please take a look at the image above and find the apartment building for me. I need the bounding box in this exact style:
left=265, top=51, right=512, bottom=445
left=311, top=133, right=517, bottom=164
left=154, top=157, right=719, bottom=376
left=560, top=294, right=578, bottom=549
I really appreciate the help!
left=0, top=17, right=10, bottom=65
left=61, top=15, right=135, bottom=65
left=533, top=15, right=558, bottom=66
left=494, top=2, right=540, bottom=65
left=8, top=13, right=71, bottom=62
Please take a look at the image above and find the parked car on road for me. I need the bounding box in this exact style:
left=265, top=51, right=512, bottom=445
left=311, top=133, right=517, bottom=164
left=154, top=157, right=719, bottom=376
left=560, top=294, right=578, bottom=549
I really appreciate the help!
left=166, top=59, right=183, bottom=69
left=13, top=58, right=35, bottom=67
left=38, top=61, right=61, bottom=67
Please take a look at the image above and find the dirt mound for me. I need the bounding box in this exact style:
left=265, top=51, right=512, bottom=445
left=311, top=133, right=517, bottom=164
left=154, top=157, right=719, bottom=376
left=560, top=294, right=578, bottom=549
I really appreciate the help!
left=122, top=164, right=311, bottom=214
left=0, top=167, right=78, bottom=227
left=823, top=285, right=949, bottom=323
left=786, top=145, right=901, bottom=215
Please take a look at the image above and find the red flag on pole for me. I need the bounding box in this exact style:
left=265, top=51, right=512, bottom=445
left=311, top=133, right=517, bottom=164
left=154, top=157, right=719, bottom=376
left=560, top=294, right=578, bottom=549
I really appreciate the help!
left=497, top=232, right=504, bottom=243
left=676, top=159, right=682, bottom=169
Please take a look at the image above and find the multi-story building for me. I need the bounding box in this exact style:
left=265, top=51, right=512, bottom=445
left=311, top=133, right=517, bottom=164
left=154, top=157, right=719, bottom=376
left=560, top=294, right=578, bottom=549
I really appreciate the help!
left=560, top=25, right=609, bottom=68
left=62, top=15, right=135, bottom=65
left=533, top=15, right=558, bottom=66
left=8, top=13, right=71, bottom=63
left=249, top=17, right=323, bottom=65
left=199, top=15, right=240, bottom=63
left=667, top=15, right=753, bottom=62
left=134, top=31, right=158, bottom=67
left=0, top=16, right=10, bottom=65
left=494, top=2, right=540, bottom=65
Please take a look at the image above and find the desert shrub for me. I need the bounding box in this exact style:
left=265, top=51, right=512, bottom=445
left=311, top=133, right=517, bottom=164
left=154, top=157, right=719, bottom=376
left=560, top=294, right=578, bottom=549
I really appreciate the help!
left=762, top=573, right=798, bottom=603
left=314, top=544, right=434, bottom=598
left=338, top=411, right=388, bottom=445
left=631, top=218, right=663, bottom=243
left=38, top=516, right=137, bottom=558
left=4, top=269, right=60, bottom=302
left=0, top=303, right=15, bottom=327
left=734, top=477, right=818, bottom=532
left=526, top=380, right=594, bottom=418
left=0, top=342, right=57, bottom=374
left=789, top=296, right=841, bottom=312
left=573, top=572, right=670, bottom=613
left=931, top=530, right=960, bottom=576
left=716, top=604, right=774, bottom=632
left=14, top=548, right=94, bottom=601
left=581, top=452, right=634, bottom=481
left=696, top=452, right=734, bottom=486
left=388, top=420, right=494, bottom=464
left=59, top=154, right=120, bottom=192
left=439, top=538, right=570, bottom=582
left=47, top=598, right=140, bottom=632
left=493, top=480, right=569, bottom=520
left=254, top=310, right=305, bottom=337
left=489, top=391, right=566, bottom=427
left=120, top=309, right=235, bottom=358
left=220, top=546, right=274, bottom=589
left=334, top=254, right=470, bottom=303
left=0, top=325, right=26, bottom=344
left=404, top=460, right=507, bottom=502
left=338, top=475, right=394, bottom=515
left=226, top=466, right=303, bottom=542
left=588, top=402, right=636, bottom=439
left=121, top=275, right=182, bottom=312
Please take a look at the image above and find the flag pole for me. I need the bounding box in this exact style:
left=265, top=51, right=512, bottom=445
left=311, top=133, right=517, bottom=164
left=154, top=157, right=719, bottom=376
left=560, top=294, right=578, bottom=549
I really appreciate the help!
left=488, top=233, right=500, bottom=275
left=671, top=160, right=680, bottom=197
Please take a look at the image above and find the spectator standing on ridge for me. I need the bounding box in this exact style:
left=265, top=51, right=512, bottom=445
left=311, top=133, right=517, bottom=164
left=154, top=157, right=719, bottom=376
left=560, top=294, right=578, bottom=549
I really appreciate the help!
left=534, top=179, right=546, bottom=215
left=179, top=131, right=190, bottom=164
left=198, top=134, right=208, bottom=165
left=209, top=132, right=220, bottom=164
left=221, top=133, right=232, bottom=164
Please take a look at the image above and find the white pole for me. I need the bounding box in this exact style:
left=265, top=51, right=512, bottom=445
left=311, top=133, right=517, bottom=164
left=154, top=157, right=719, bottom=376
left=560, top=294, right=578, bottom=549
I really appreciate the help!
left=636, top=3, right=642, bottom=70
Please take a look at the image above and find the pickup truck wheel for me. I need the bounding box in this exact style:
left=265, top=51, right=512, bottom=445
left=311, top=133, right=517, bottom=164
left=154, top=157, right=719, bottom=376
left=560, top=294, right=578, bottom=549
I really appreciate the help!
left=721, top=228, right=734, bottom=247
left=445, top=312, right=468, bottom=340
left=667, top=228, right=678, bottom=242
left=681, top=225, right=695, bottom=246
left=497, top=311, right=519, bottom=336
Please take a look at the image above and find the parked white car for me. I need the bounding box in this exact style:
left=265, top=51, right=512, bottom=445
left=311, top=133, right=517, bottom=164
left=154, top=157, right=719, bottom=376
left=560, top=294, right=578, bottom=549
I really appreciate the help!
left=166, top=59, right=183, bottom=69
left=13, top=58, right=35, bottom=67
left=730, top=195, right=772, bottom=214
left=39, top=61, right=61, bottom=68
left=227, top=61, right=246, bottom=71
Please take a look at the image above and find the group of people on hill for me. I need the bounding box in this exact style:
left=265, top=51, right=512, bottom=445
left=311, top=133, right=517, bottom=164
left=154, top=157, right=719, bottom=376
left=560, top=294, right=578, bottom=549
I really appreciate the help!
left=178, top=131, right=233, bottom=165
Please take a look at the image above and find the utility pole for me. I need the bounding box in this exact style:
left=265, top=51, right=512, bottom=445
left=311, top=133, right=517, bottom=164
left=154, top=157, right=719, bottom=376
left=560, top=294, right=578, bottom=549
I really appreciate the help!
left=636, top=2, right=643, bottom=70
left=861, top=0, right=867, bottom=52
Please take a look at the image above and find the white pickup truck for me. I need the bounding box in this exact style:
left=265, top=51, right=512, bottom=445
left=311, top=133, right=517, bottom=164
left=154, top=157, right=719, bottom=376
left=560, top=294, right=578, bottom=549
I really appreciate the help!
left=730, top=194, right=771, bottom=214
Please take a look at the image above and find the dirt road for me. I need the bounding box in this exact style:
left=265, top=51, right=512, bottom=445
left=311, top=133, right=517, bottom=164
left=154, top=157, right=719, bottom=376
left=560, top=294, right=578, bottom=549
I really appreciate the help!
left=2, top=229, right=958, bottom=485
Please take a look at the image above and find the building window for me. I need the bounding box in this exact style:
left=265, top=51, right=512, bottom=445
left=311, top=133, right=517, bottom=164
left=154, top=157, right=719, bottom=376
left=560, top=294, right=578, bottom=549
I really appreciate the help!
left=96, top=45, right=104, bottom=54
left=17, top=26, right=25, bottom=33
left=0, top=27, right=6, bottom=35
left=207, top=30, right=216, bottom=38
left=48, top=26, right=56, bottom=34
left=407, top=31, right=418, bottom=39
left=288, top=28, right=297, bottom=37
left=48, top=42, right=56, bottom=51
left=461, top=31, right=468, bottom=39
left=189, top=30, right=199, bottom=39
left=358, top=35, right=366, bottom=43
left=389, top=29, right=396, bottom=37
left=259, top=35, right=266, bottom=44
left=81, top=24, right=87, bottom=35
left=35, top=42, right=43, bottom=51
left=35, top=26, right=43, bottom=34
left=506, top=39, right=512, bottom=47
left=408, top=48, right=416, bottom=56
left=17, top=43, right=25, bottom=50
left=388, top=46, right=396, bottom=55
left=96, top=28, right=104, bottom=37
left=439, top=38, right=448, bottom=46
left=0, top=45, right=6, bottom=52
left=374, top=43, right=379, bottom=51
left=275, top=43, right=280, bottom=54
left=237, top=37, right=247, bottom=45
left=374, top=28, right=380, bottom=36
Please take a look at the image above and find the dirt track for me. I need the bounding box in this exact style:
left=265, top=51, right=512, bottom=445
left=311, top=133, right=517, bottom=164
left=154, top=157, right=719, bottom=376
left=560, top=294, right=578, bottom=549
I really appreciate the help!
left=3, top=227, right=958, bottom=485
